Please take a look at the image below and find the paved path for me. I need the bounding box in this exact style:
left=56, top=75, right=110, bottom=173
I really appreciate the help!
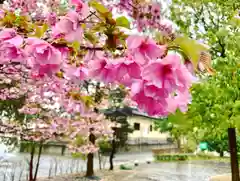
left=109, top=161, right=231, bottom=181
left=0, top=152, right=231, bottom=181
left=38, top=161, right=232, bottom=181
left=123, top=161, right=231, bottom=181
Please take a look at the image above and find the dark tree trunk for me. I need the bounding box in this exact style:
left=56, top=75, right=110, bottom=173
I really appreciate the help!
left=33, top=143, right=43, bottom=181
left=98, top=151, right=102, bottom=170
left=228, top=128, right=240, bottom=181
left=29, top=143, right=35, bottom=181
left=109, top=139, right=116, bottom=170
left=0, top=0, right=4, bottom=4
left=176, top=138, right=181, bottom=152
left=86, top=133, right=96, bottom=177
left=61, top=146, right=66, bottom=156
left=219, top=151, right=224, bottom=157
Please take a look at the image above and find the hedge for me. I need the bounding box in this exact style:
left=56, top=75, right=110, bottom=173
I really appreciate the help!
left=155, top=154, right=189, bottom=162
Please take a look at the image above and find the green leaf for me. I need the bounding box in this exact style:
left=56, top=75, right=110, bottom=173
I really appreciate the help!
left=42, top=23, right=48, bottom=34
left=75, top=135, right=85, bottom=145
left=168, top=109, right=186, bottom=125
left=91, top=23, right=106, bottom=32
left=81, top=95, right=93, bottom=107
left=71, top=152, right=87, bottom=160
left=216, top=28, right=228, bottom=37
left=84, top=32, right=98, bottom=44
left=89, top=0, right=109, bottom=14
left=32, top=23, right=48, bottom=38
left=70, top=41, right=80, bottom=52
left=233, top=100, right=240, bottom=113
left=171, top=36, right=208, bottom=67
left=116, top=16, right=130, bottom=29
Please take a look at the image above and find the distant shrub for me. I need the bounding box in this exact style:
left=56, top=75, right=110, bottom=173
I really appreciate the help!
left=155, top=154, right=189, bottom=162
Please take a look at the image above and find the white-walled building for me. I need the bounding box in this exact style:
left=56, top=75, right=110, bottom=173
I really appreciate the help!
left=104, top=107, right=170, bottom=145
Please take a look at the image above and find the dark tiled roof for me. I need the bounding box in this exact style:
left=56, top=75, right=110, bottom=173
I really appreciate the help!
left=103, top=107, right=164, bottom=120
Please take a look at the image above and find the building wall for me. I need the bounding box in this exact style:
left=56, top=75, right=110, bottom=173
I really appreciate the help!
left=127, top=115, right=169, bottom=145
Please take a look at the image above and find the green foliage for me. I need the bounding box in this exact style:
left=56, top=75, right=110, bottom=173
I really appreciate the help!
left=155, top=53, right=240, bottom=154
left=183, top=56, right=240, bottom=154
left=119, top=164, right=133, bottom=170
left=0, top=96, right=26, bottom=122
left=74, top=135, right=85, bottom=147
left=98, top=139, right=112, bottom=155
left=171, top=0, right=240, bottom=58
left=89, top=0, right=109, bottom=14
left=19, top=141, right=43, bottom=153
left=116, top=16, right=130, bottom=29
left=170, top=36, right=208, bottom=67
left=71, top=152, right=87, bottom=160
left=155, top=154, right=189, bottom=162
left=107, top=88, right=133, bottom=149
left=31, top=23, right=48, bottom=38
left=154, top=112, right=193, bottom=144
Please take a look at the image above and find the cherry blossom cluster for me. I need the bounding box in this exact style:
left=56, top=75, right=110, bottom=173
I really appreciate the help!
left=0, top=0, right=193, bottom=116
left=13, top=75, right=113, bottom=151
left=117, top=0, right=174, bottom=38
left=0, top=0, right=195, bottom=153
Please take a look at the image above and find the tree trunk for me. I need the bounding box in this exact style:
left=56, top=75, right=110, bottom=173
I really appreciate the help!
left=29, top=143, right=35, bottom=181
left=98, top=151, right=102, bottom=170
left=177, top=138, right=181, bottom=152
left=109, top=139, right=116, bottom=170
left=228, top=128, right=240, bottom=181
left=33, top=143, right=43, bottom=181
left=86, top=133, right=96, bottom=177
left=219, top=150, right=224, bottom=157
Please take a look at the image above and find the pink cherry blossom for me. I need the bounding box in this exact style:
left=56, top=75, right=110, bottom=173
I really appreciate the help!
left=46, top=12, right=57, bottom=26
left=130, top=80, right=167, bottom=116
left=70, top=0, right=89, bottom=17
left=88, top=58, right=117, bottom=83
left=0, top=28, right=23, bottom=47
left=132, top=90, right=167, bottom=116
left=64, top=64, right=89, bottom=82
left=0, top=0, right=198, bottom=162
left=142, top=54, right=192, bottom=94
left=113, top=55, right=141, bottom=84
left=151, top=2, right=161, bottom=17
left=55, top=47, right=70, bottom=60
left=84, top=50, right=104, bottom=62
left=0, top=10, right=5, bottom=19
left=53, top=10, right=83, bottom=42
left=126, top=35, right=166, bottom=65
left=0, top=42, right=25, bottom=64
left=167, top=91, right=192, bottom=113
left=25, top=38, right=62, bottom=76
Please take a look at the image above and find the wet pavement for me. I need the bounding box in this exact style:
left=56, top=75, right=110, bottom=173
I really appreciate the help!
left=126, top=161, right=231, bottom=181
left=38, top=161, right=232, bottom=181
left=0, top=152, right=231, bottom=181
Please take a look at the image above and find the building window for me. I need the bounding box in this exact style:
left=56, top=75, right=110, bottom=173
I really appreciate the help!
left=134, top=123, right=140, bottom=131
left=150, top=125, right=153, bottom=132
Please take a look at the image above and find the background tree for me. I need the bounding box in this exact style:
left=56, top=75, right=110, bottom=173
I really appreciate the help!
left=104, top=87, right=133, bottom=170
left=170, top=0, right=240, bottom=58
